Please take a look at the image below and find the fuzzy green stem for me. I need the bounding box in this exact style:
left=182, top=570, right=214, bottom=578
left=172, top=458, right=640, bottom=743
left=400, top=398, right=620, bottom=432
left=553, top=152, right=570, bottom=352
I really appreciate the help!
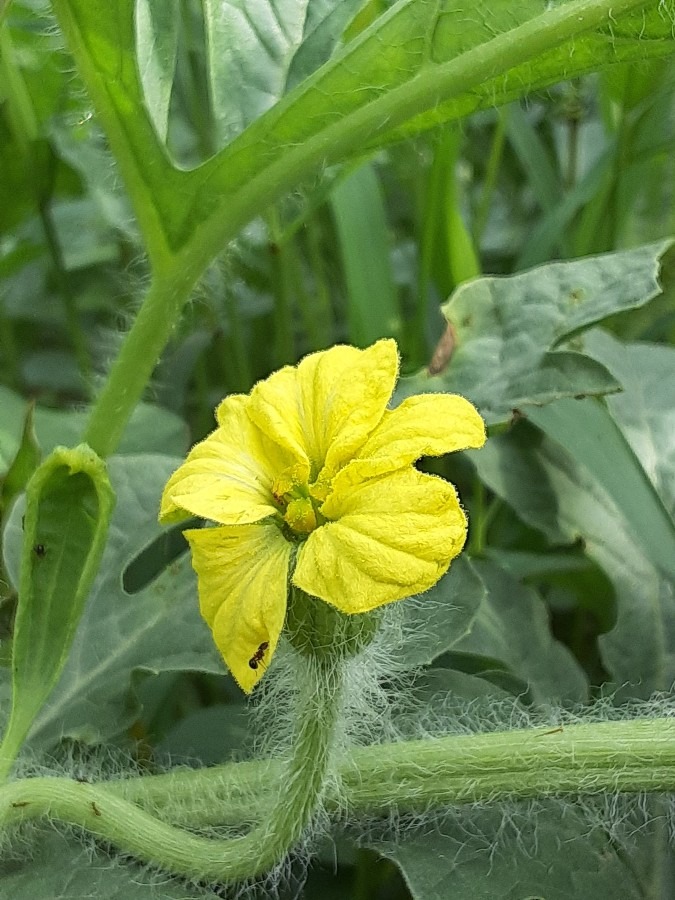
left=0, top=656, right=343, bottom=882
left=3, top=718, right=675, bottom=854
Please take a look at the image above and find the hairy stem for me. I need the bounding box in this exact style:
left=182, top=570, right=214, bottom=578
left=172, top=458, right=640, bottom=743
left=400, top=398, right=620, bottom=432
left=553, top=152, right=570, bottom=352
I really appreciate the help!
left=0, top=656, right=342, bottom=882
left=2, top=718, right=675, bottom=845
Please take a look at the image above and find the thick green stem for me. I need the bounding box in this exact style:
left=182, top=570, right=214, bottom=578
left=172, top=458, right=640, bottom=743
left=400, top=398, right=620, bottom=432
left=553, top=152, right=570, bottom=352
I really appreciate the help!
left=2, top=718, right=675, bottom=856
left=53, top=0, right=658, bottom=456
left=0, top=656, right=342, bottom=882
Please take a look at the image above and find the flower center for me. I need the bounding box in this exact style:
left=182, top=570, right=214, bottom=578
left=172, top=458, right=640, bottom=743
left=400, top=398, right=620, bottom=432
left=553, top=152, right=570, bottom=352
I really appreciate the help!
left=272, top=465, right=328, bottom=536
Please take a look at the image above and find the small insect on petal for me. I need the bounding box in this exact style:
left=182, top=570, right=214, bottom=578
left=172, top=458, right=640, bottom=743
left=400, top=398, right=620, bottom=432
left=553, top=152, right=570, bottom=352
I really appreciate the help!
left=248, top=641, right=269, bottom=670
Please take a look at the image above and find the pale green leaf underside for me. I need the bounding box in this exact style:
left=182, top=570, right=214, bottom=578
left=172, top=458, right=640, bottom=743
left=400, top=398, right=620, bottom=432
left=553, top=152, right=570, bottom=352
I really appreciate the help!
left=51, top=0, right=675, bottom=268
left=135, top=0, right=179, bottom=142
left=203, top=0, right=365, bottom=146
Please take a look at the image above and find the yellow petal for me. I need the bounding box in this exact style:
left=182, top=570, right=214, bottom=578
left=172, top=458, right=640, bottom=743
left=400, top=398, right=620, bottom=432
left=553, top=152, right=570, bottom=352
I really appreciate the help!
left=184, top=523, right=292, bottom=693
left=244, top=365, right=313, bottom=470
left=159, top=395, right=295, bottom=526
left=293, top=468, right=467, bottom=613
left=248, top=339, right=399, bottom=478
left=334, top=393, right=486, bottom=490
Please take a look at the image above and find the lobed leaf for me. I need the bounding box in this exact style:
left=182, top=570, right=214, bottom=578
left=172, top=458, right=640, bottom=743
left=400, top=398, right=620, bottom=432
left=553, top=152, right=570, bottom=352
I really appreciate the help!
left=203, top=0, right=365, bottom=146
left=395, top=240, right=672, bottom=424
left=469, top=331, right=675, bottom=696
left=450, top=559, right=589, bottom=704
left=50, top=0, right=675, bottom=271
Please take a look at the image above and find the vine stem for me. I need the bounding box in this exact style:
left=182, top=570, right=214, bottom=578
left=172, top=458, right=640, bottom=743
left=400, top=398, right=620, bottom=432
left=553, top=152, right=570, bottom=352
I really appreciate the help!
left=0, top=655, right=343, bottom=882
left=2, top=717, right=675, bottom=860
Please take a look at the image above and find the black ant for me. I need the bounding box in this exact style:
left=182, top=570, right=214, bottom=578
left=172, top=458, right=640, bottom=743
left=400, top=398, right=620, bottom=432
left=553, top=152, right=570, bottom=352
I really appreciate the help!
left=248, top=641, right=269, bottom=670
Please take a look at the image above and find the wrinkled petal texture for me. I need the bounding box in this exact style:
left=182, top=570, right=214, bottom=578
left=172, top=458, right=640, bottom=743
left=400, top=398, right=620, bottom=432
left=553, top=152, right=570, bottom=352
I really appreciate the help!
left=293, top=468, right=467, bottom=613
left=247, top=339, right=399, bottom=479
left=160, top=395, right=295, bottom=526
left=334, top=393, right=486, bottom=490
left=184, top=523, right=292, bottom=693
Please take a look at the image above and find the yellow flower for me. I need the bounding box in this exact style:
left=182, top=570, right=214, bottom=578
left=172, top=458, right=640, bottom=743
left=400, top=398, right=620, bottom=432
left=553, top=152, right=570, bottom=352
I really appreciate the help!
left=159, top=339, right=485, bottom=693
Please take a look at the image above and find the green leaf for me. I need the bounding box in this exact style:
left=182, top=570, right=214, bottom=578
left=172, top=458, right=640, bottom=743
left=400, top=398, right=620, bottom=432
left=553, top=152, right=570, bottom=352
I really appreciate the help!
left=135, top=0, right=179, bottom=143
left=50, top=119, right=139, bottom=240
left=395, top=241, right=672, bottom=424
left=367, top=803, right=645, bottom=900
left=203, top=0, right=365, bottom=146
left=2, top=455, right=221, bottom=750
left=0, top=831, right=220, bottom=899
left=0, top=401, right=40, bottom=514
left=451, top=559, right=588, bottom=704
left=515, top=146, right=616, bottom=270
left=186, top=0, right=675, bottom=264
left=485, top=547, right=615, bottom=631
left=158, top=704, right=250, bottom=766
left=51, top=0, right=675, bottom=269
left=527, top=396, right=675, bottom=585
left=49, top=0, right=675, bottom=451
left=0, top=445, right=115, bottom=776
left=409, top=667, right=511, bottom=707
left=330, top=162, right=401, bottom=346
left=585, top=330, right=675, bottom=516
left=0, top=385, right=190, bottom=473
left=395, top=556, right=486, bottom=669
left=506, top=103, right=564, bottom=216
left=468, top=332, right=675, bottom=697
